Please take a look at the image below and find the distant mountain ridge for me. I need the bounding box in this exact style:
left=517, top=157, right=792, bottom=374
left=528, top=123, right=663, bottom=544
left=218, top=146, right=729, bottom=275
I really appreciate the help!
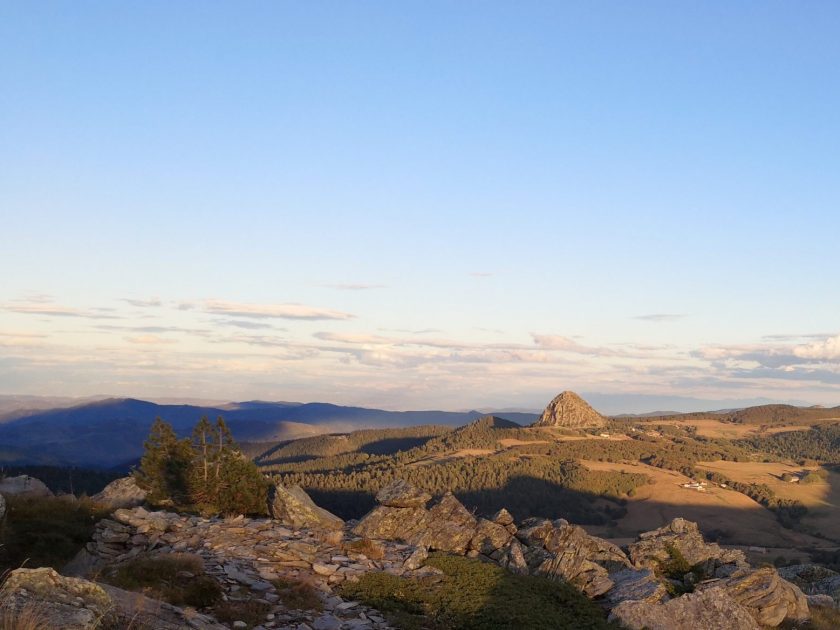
left=0, top=397, right=537, bottom=468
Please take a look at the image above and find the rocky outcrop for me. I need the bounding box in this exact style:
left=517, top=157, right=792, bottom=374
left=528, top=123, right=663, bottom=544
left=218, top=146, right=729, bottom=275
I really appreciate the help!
left=629, top=517, right=747, bottom=572
left=91, top=476, right=147, bottom=508
left=268, top=483, right=344, bottom=530
left=531, top=391, right=606, bottom=428
left=779, top=564, right=840, bottom=606
left=609, top=586, right=761, bottom=630
left=603, top=568, right=668, bottom=607
left=697, top=566, right=810, bottom=627
left=0, top=492, right=5, bottom=522
left=516, top=518, right=633, bottom=597
left=353, top=491, right=478, bottom=554
left=0, top=474, right=52, bottom=497
left=376, top=478, right=432, bottom=507
left=0, top=567, right=224, bottom=630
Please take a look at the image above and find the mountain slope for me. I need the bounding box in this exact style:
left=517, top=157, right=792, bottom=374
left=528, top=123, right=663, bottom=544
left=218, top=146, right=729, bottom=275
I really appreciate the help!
left=0, top=398, right=537, bottom=468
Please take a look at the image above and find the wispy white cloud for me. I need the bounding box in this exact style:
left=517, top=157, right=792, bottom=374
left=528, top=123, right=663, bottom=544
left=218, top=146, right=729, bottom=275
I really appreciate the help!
left=213, top=319, right=280, bottom=330
left=122, top=297, right=162, bottom=308
left=203, top=299, right=354, bottom=321
left=633, top=313, right=686, bottom=322
left=322, top=283, right=386, bottom=291
left=126, top=334, right=178, bottom=345
left=2, top=299, right=122, bottom=319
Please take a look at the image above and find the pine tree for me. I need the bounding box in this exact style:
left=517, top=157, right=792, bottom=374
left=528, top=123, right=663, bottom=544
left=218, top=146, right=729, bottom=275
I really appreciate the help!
left=134, top=417, right=192, bottom=506
left=188, top=416, right=216, bottom=508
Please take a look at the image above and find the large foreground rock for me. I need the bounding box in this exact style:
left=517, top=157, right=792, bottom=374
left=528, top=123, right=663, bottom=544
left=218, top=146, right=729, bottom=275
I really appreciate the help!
left=610, top=586, right=761, bottom=630
left=353, top=491, right=478, bottom=554
left=376, top=478, right=431, bottom=507
left=268, top=483, right=344, bottom=530
left=517, top=518, right=633, bottom=597
left=91, top=476, right=147, bottom=508
left=0, top=567, right=224, bottom=630
left=779, top=563, right=840, bottom=606
left=697, top=566, right=809, bottom=626
left=0, top=474, right=53, bottom=498
left=629, top=517, right=746, bottom=571
left=603, top=568, right=668, bottom=607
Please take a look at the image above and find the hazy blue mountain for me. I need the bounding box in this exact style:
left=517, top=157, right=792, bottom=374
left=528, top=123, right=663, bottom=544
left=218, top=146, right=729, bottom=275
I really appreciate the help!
left=0, top=397, right=537, bottom=468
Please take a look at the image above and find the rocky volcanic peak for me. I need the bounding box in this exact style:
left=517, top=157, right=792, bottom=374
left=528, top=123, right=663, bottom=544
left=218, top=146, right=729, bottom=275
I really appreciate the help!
left=532, top=391, right=606, bottom=428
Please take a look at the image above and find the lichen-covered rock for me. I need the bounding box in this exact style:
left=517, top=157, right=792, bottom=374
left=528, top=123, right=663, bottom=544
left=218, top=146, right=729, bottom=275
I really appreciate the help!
left=541, top=523, right=631, bottom=573
left=491, top=507, right=514, bottom=526
left=534, top=548, right=615, bottom=597
left=352, top=505, right=429, bottom=541
left=403, top=545, right=429, bottom=570
left=375, top=479, right=431, bottom=508
left=697, top=566, right=809, bottom=626
left=469, top=518, right=512, bottom=555
left=515, top=519, right=632, bottom=597
left=91, top=476, right=147, bottom=508
left=0, top=567, right=226, bottom=630
left=629, top=517, right=747, bottom=571
left=0, top=567, right=116, bottom=629
left=497, top=538, right=529, bottom=575
left=515, top=518, right=556, bottom=546
left=609, top=586, right=761, bottom=630
left=268, top=483, right=344, bottom=530
left=423, top=493, right=478, bottom=553
left=604, top=568, right=668, bottom=607
left=779, top=564, right=840, bottom=606
left=0, top=474, right=53, bottom=497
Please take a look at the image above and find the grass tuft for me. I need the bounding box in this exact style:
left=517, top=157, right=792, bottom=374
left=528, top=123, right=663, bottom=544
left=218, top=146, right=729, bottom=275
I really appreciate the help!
left=0, top=495, right=110, bottom=573
left=271, top=576, right=323, bottom=611
left=101, top=553, right=222, bottom=608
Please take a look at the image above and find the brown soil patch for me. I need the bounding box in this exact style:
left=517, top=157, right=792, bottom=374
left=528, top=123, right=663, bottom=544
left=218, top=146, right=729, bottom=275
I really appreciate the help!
left=697, top=461, right=840, bottom=543
left=580, top=460, right=826, bottom=549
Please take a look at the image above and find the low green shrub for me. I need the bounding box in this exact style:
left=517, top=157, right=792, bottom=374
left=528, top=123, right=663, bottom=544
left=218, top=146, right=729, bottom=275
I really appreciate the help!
left=101, top=553, right=222, bottom=608
left=0, top=495, right=110, bottom=573
left=339, top=552, right=613, bottom=629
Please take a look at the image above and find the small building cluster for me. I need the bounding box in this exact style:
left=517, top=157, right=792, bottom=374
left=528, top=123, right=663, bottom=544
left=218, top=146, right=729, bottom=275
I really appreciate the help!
left=681, top=481, right=708, bottom=492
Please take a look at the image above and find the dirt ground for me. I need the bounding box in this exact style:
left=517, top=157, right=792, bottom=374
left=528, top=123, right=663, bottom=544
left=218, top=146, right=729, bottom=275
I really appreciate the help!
left=580, top=460, right=828, bottom=549
left=697, top=460, right=840, bottom=543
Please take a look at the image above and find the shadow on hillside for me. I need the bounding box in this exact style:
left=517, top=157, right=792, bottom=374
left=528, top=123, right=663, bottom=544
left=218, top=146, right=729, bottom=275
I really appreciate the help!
left=302, top=474, right=840, bottom=549
left=359, top=436, right=435, bottom=455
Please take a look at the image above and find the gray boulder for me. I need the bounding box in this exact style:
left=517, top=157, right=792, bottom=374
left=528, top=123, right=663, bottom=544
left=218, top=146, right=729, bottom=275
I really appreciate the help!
left=604, top=568, right=668, bottom=607
left=629, top=517, right=746, bottom=571
left=91, top=477, right=147, bottom=508
left=696, top=566, right=809, bottom=627
left=779, top=563, right=840, bottom=606
left=610, top=586, right=761, bottom=630
left=0, top=567, right=224, bottom=629
left=268, top=484, right=344, bottom=530
left=0, top=474, right=53, bottom=498
left=353, top=488, right=478, bottom=554
left=375, top=478, right=431, bottom=507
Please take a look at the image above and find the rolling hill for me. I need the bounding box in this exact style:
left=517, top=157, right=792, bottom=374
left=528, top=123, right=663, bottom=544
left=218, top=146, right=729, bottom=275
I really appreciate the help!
left=0, top=397, right=537, bottom=468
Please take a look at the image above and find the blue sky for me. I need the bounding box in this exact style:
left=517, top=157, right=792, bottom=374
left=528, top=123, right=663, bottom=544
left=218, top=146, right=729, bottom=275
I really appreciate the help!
left=2, top=2, right=839, bottom=413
